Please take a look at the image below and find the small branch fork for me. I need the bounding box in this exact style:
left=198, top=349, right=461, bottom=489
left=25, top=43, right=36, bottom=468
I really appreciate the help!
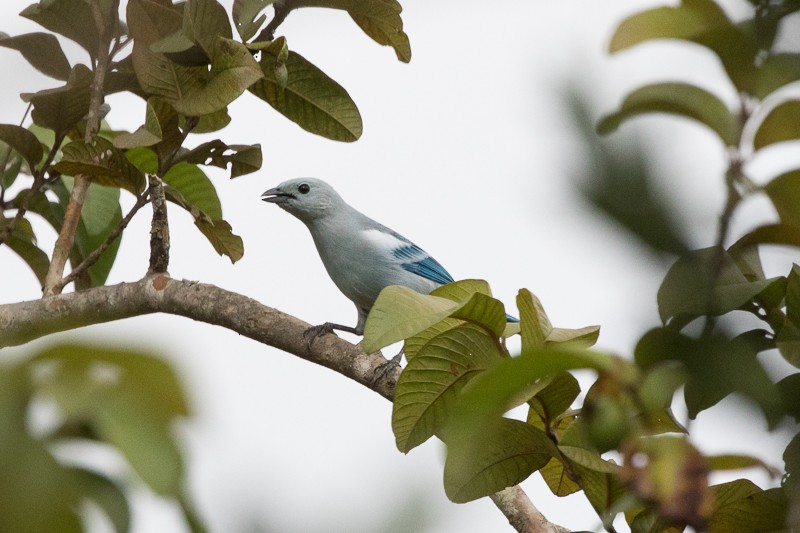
left=0, top=276, right=570, bottom=533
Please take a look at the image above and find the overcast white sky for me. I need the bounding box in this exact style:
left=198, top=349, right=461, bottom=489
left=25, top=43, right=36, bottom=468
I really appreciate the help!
left=1, top=1, right=796, bottom=532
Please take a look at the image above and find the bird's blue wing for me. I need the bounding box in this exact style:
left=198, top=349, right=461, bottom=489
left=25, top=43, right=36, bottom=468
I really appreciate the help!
left=393, top=244, right=454, bottom=285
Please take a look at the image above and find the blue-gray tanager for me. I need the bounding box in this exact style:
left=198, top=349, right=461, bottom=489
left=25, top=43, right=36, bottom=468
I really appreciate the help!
left=262, top=177, right=454, bottom=337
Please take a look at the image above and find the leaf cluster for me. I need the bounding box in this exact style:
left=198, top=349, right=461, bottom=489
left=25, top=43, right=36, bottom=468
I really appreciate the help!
left=0, top=342, right=191, bottom=533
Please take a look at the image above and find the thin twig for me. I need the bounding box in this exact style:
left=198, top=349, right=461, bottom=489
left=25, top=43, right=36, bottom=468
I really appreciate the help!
left=55, top=193, right=150, bottom=292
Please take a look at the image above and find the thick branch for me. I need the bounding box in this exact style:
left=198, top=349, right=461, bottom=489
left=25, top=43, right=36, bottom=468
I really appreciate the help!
left=0, top=276, right=569, bottom=532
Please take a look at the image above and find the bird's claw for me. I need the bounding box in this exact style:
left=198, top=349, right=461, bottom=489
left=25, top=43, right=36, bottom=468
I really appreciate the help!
left=303, top=322, right=336, bottom=349
left=371, top=351, right=403, bottom=384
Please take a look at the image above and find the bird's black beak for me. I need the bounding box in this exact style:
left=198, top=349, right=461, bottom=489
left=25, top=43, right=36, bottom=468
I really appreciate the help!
left=261, top=187, right=294, bottom=204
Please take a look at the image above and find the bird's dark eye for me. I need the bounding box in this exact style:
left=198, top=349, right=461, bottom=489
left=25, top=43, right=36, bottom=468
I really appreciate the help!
left=298, top=183, right=310, bottom=194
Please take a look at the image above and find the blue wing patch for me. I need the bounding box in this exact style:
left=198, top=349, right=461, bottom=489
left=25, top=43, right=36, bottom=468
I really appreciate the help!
left=393, top=244, right=454, bottom=285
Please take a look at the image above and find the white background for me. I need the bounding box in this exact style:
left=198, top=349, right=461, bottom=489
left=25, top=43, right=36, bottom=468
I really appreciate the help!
left=1, top=1, right=797, bottom=531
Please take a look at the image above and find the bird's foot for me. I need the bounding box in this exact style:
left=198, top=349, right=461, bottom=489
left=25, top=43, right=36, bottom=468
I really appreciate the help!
left=371, top=350, right=404, bottom=384
left=303, top=322, right=359, bottom=350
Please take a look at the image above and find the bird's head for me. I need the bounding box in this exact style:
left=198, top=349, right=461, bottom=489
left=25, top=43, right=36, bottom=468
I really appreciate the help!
left=261, top=178, right=343, bottom=223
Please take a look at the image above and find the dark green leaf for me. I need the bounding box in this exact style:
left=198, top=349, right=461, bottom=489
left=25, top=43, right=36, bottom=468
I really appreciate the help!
left=788, top=265, right=800, bottom=328
left=68, top=469, right=130, bottom=533
left=777, top=321, right=800, bottom=368
left=0, top=124, right=44, bottom=170
left=706, top=454, right=780, bottom=476
left=709, top=482, right=787, bottom=532
left=233, top=0, right=272, bottom=41
left=657, top=247, right=784, bottom=323
left=754, top=100, right=800, bottom=151
left=183, top=0, right=233, bottom=58
left=176, top=139, right=262, bottom=178
left=0, top=32, right=71, bottom=80
left=527, top=372, right=580, bottom=429
left=1, top=151, right=23, bottom=190
left=539, top=457, right=581, bottom=497
left=765, top=170, right=800, bottom=228
left=598, top=82, right=736, bottom=146
left=75, top=181, right=123, bottom=287
left=559, top=445, right=619, bottom=474
left=753, top=54, right=800, bottom=100
left=249, top=50, right=363, bottom=142
left=346, top=0, right=411, bottom=63
left=195, top=218, right=244, bottom=262
left=54, top=137, right=146, bottom=194
left=392, top=325, right=503, bottom=453
left=20, top=0, right=100, bottom=61
left=777, top=374, right=800, bottom=421
left=2, top=219, right=50, bottom=284
left=443, top=418, right=553, bottom=503
left=163, top=162, right=223, bottom=220
left=184, top=107, right=231, bottom=133
left=24, top=64, right=93, bottom=135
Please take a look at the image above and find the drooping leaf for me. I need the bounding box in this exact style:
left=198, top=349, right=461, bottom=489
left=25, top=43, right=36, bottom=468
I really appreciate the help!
left=527, top=372, right=580, bottom=431
left=754, top=100, right=800, bottom=151
left=68, top=469, right=130, bottom=533
left=162, top=162, right=223, bottom=220
left=0, top=124, right=44, bottom=169
left=182, top=0, right=233, bottom=58
left=176, top=139, right=262, bottom=178
left=1, top=218, right=50, bottom=284
left=20, top=0, right=101, bottom=61
left=346, top=0, right=411, bottom=63
left=54, top=137, right=146, bottom=194
left=597, top=82, right=736, bottom=146
left=539, top=457, right=581, bottom=497
left=23, top=64, right=93, bottom=135
left=731, top=224, right=800, bottom=253
left=249, top=50, right=363, bottom=142
left=195, top=218, right=244, bottom=263
left=709, top=481, right=787, bottom=533
left=777, top=374, right=800, bottom=420
left=443, top=418, right=554, bottom=503
left=233, top=0, right=273, bottom=41
left=392, top=325, right=503, bottom=453
left=0, top=32, right=71, bottom=80
left=753, top=53, right=800, bottom=99
left=657, top=247, right=784, bottom=323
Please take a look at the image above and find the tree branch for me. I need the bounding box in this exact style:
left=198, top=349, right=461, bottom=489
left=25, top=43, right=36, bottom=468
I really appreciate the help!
left=147, top=176, right=169, bottom=274
left=0, top=276, right=569, bottom=533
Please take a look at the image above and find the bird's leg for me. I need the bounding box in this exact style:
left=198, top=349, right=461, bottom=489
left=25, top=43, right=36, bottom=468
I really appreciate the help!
left=303, top=322, right=360, bottom=349
left=371, top=347, right=404, bottom=384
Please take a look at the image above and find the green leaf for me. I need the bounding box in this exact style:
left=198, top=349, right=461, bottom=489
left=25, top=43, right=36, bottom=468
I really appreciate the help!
left=249, top=50, right=363, bottom=142
left=233, top=0, right=273, bottom=41
left=709, top=482, right=787, bottom=532
left=392, top=325, right=504, bottom=453
left=54, top=137, right=146, bottom=194
left=20, top=0, right=101, bottom=61
left=448, top=291, right=507, bottom=337
left=443, top=418, right=553, bottom=503
left=404, top=318, right=463, bottom=361
left=362, top=286, right=459, bottom=353
left=765, top=170, right=800, bottom=228
left=639, top=361, right=687, bottom=411
left=753, top=53, right=800, bottom=100
left=113, top=99, right=167, bottom=149
left=546, top=326, right=601, bottom=348
left=346, top=0, right=411, bottom=63
left=0, top=124, right=44, bottom=170
left=176, top=139, right=262, bottom=178
left=559, top=445, right=619, bottom=474
left=657, top=247, right=784, bottom=323
left=163, top=162, right=223, bottom=220
left=0, top=32, right=71, bottom=80
left=788, top=265, right=800, bottom=328
left=777, top=321, right=800, bottom=369
left=754, top=100, right=800, bottom=151
left=182, top=0, right=233, bottom=59
left=195, top=218, right=244, bottom=262
left=185, top=107, right=231, bottom=133
left=706, top=454, right=780, bottom=476
left=24, top=64, right=93, bottom=135
left=518, top=288, right=551, bottom=352
left=68, top=469, right=130, bottom=533
left=430, top=278, right=492, bottom=302
left=527, top=372, right=580, bottom=430
left=609, top=0, right=729, bottom=53
left=539, top=457, right=581, bottom=497
left=75, top=181, right=123, bottom=287
left=597, top=82, right=736, bottom=146
left=2, top=218, right=50, bottom=285
left=777, top=374, right=800, bottom=421
left=731, top=223, right=800, bottom=252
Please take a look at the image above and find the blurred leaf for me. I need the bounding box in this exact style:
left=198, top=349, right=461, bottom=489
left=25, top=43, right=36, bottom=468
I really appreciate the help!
left=765, top=170, right=800, bottom=228
left=598, top=82, right=736, bottom=146
left=0, top=32, right=71, bottom=80
left=250, top=50, right=363, bottom=142
left=54, top=137, right=146, bottom=194
left=706, top=454, right=780, bottom=476
left=754, top=100, right=800, bottom=150
left=635, top=328, right=783, bottom=422
left=1, top=150, right=22, bottom=190
left=68, top=469, right=130, bottom=533
left=753, top=53, right=800, bottom=99
left=233, top=0, right=272, bottom=41
left=20, top=0, right=101, bottom=61
left=443, top=418, right=553, bottom=503
left=575, top=462, right=628, bottom=520
left=24, top=64, right=93, bottom=135
left=639, top=362, right=687, bottom=411
left=176, top=139, right=262, bottom=178
left=731, top=224, right=800, bottom=254
left=195, top=218, right=244, bottom=263
left=777, top=374, right=800, bottom=421
left=392, top=325, right=503, bottom=453
left=777, top=321, right=800, bottom=368
left=657, top=247, right=784, bottom=323
left=0, top=124, right=42, bottom=174
left=609, top=0, right=729, bottom=53
left=709, top=481, right=787, bottom=532
left=788, top=265, right=800, bottom=327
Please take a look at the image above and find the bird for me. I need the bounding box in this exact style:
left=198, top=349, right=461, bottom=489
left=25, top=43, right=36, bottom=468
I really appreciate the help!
left=261, top=178, right=515, bottom=365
